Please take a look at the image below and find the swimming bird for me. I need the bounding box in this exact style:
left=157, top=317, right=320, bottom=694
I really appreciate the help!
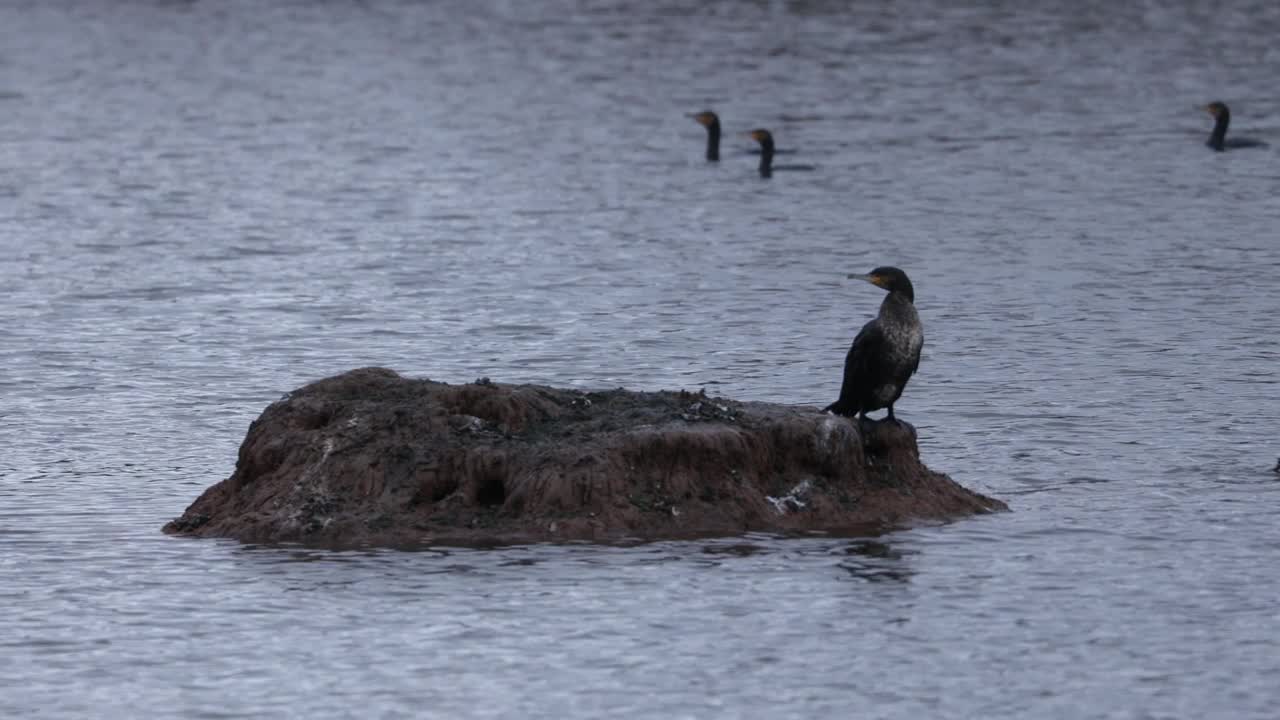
left=1202, top=101, right=1267, bottom=151
left=823, top=267, right=923, bottom=422
left=746, top=129, right=815, bottom=177
left=690, top=111, right=721, bottom=161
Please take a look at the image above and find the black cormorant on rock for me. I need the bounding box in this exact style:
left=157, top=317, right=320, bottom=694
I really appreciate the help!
left=690, top=111, right=721, bottom=161
left=823, top=267, right=923, bottom=422
left=1203, top=102, right=1267, bottom=151
left=746, top=129, right=815, bottom=178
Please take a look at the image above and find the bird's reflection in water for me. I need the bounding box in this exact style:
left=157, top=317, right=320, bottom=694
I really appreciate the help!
left=834, top=539, right=915, bottom=583
left=700, top=542, right=767, bottom=558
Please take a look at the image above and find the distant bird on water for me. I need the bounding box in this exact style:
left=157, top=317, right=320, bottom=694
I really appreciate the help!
left=1202, top=101, right=1267, bottom=151
left=824, top=267, right=923, bottom=423
left=689, top=110, right=721, bottom=161
left=745, top=129, right=815, bottom=178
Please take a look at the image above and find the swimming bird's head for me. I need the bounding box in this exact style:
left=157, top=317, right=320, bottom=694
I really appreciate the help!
left=849, top=266, right=914, bottom=301
left=1203, top=101, right=1230, bottom=121
left=746, top=129, right=774, bottom=147
left=690, top=111, right=720, bottom=128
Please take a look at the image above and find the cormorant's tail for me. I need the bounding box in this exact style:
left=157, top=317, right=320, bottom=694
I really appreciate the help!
left=823, top=399, right=856, bottom=417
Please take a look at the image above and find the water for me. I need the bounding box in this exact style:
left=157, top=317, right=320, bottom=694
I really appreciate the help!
left=3, top=0, right=1279, bottom=717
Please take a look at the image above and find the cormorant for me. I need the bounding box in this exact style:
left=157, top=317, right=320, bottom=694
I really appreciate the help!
left=1203, top=102, right=1267, bottom=151
left=746, top=129, right=815, bottom=177
left=690, top=111, right=721, bottom=161
left=823, top=267, right=923, bottom=422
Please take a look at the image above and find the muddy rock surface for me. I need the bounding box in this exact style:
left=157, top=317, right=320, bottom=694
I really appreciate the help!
left=164, top=368, right=1007, bottom=546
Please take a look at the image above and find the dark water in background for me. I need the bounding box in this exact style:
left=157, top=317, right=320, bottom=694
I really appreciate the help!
left=2, top=0, right=1280, bottom=717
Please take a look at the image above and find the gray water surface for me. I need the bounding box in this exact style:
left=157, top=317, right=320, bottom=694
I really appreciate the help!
left=3, top=1, right=1280, bottom=718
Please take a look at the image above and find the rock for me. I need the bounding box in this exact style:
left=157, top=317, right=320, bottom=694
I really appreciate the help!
left=163, top=367, right=1007, bottom=547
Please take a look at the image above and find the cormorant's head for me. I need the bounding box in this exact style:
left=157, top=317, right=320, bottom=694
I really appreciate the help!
left=691, top=111, right=720, bottom=128
left=747, top=129, right=774, bottom=147
left=1203, top=101, right=1230, bottom=121
left=849, top=266, right=914, bottom=301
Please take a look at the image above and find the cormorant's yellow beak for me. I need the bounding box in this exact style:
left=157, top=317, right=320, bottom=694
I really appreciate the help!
left=848, top=273, right=885, bottom=287
left=746, top=130, right=764, bottom=142
left=691, top=113, right=711, bottom=126
left=1202, top=104, right=1217, bottom=116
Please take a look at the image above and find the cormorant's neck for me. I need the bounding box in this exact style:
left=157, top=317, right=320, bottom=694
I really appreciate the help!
left=758, top=139, right=774, bottom=176
left=1209, top=113, right=1229, bottom=151
left=880, top=287, right=915, bottom=309
left=706, top=122, right=720, bottom=161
